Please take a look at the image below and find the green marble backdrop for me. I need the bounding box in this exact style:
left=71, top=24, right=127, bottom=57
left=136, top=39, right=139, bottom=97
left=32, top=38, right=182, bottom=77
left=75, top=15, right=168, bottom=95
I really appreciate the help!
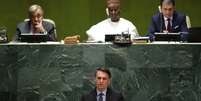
left=0, top=0, right=201, bottom=41
left=0, top=44, right=201, bottom=101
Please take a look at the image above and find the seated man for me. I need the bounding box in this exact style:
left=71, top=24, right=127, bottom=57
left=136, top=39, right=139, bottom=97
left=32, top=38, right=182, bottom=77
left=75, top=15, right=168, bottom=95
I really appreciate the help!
left=86, top=0, right=139, bottom=42
left=148, top=0, right=188, bottom=41
left=81, top=67, right=125, bottom=101
left=13, top=4, right=57, bottom=42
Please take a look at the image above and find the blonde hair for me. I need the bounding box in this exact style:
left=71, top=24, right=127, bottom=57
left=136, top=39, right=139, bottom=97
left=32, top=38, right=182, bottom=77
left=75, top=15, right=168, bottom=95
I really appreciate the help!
left=28, top=4, right=44, bottom=17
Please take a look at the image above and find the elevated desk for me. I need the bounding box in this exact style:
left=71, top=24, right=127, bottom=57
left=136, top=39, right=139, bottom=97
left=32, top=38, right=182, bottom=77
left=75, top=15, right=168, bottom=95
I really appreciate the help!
left=0, top=43, right=201, bottom=101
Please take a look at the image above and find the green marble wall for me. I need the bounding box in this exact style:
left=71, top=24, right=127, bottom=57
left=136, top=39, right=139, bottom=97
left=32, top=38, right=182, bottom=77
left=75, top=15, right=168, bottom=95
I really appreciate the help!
left=0, top=0, right=201, bottom=41
left=0, top=44, right=201, bottom=101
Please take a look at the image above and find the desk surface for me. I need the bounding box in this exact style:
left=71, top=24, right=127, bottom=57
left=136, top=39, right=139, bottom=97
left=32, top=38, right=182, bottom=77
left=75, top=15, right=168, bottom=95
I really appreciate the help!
left=0, top=44, right=201, bottom=101
left=2, top=41, right=201, bottom=45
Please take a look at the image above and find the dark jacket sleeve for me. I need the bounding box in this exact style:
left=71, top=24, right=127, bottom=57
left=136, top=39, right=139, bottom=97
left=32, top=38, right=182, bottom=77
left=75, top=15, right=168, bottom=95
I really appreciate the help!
left=118, top=93, right=125, bottom=101
left=180, top=16, right=188, bottom=33
left=179, top=15, right=189, bottom=41
left=12, top=25, right=21, bottom=42
left=43, top=21, right=57, bottom=41
left=148, top=16, right=157, bottom=41
left=47, top=24, right=57, bottom=41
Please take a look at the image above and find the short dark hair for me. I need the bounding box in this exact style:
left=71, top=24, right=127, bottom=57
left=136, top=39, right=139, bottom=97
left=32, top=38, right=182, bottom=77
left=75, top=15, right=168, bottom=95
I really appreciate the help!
left=95, top=67, right=111, bottom=78
left=160, top=0, right=175, bottom=6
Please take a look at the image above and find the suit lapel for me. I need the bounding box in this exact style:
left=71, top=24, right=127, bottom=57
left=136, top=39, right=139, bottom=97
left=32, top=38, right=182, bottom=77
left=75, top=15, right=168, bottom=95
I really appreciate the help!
left=172, top=12, right=178, bottom=32
left=42, top=21, right=47, bottom=31
left=159, top=14, right=166, bottom=32
left=162, top=17, right=166, bottom=32
left=92, top=89, right=97, bottom=101
left=24, top=21, right=32, bottom=33
left=106, top=88, right=112, bottom=101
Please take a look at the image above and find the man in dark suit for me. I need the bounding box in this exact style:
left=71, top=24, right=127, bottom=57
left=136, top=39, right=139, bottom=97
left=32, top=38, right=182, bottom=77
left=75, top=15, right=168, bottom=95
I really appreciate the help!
left=13, top=4, right=57, bottom=42
left=81, top=68, right=125, bottom=101
left=148, top=0, right=188, bottom=41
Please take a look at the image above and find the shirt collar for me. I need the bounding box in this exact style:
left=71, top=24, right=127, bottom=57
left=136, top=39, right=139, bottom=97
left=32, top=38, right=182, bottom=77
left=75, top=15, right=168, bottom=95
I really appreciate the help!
left=164, top=16, right=173, bottom=21
left=107, top=18, right=121, bottom=23
left=96, top=89, right=107, bottom=96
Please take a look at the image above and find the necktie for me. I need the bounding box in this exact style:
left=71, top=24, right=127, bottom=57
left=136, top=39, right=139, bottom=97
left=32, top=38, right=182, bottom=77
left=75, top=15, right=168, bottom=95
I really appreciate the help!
left=98, top=93, right=104, bottom=101
left=167, top=18, right=172, bottom=32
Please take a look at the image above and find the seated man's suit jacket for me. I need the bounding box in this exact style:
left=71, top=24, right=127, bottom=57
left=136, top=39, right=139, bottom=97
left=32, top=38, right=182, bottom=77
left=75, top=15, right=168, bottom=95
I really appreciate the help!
left=148, top=11, right=188, bottom=40
left=81, top=88, right=125, bottom=101
left=13, top=20, right=57, bottom=42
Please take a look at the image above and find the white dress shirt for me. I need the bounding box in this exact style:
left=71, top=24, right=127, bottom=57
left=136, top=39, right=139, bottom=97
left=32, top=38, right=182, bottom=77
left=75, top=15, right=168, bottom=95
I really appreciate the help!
left=86, top=18, right=139, bottom=42
left=97, top=89, right=107, bottom=101
left=164, top=16, right=173, bottom=30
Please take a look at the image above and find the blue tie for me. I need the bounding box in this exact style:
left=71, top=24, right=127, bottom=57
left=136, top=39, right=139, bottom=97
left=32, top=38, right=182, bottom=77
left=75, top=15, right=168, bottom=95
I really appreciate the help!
left=98, top=93, right=104, bottom=101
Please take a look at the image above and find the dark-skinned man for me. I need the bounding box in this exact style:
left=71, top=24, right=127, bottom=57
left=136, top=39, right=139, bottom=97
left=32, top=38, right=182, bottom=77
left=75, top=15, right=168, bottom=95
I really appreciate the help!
left=86, top=0, right=139, bottom=42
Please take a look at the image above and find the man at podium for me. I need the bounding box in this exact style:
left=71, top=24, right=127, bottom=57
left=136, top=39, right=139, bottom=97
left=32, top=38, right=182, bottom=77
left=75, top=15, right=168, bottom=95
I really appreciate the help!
left=13, top=4, right=57, bottom=42
left=81, top=68, right=125, bottom=101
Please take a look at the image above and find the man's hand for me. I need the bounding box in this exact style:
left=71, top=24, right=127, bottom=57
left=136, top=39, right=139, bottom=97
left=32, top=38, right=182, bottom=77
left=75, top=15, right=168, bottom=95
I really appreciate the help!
left=33, top=21, right=45, bottom=33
